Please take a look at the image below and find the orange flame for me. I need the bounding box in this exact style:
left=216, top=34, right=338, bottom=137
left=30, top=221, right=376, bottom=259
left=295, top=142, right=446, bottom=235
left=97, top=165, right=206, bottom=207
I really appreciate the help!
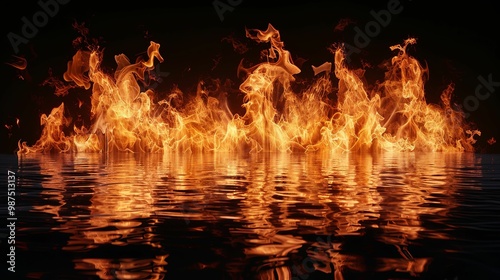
left=6, top=55, right=27, bottom=70
left=17, top=24, right=480, bottom=155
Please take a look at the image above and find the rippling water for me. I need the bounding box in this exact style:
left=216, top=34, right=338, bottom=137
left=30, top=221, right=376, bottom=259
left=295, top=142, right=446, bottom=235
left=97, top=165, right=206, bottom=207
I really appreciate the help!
left=1, top=152, right=500, bottom=280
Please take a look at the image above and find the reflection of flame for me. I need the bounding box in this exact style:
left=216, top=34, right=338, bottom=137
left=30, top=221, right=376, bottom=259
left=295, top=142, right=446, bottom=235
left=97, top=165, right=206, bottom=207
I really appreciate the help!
left=233, top=152, right=473, bottom=279
left=17, top=24, right=480, bottom=154
left=74, top=255, right=168, bottom=280
left=299, top=152, right=475, bottom=280
left=25, top=153, right=166, bottom=279
left=21, top=150, right=478, bottom=279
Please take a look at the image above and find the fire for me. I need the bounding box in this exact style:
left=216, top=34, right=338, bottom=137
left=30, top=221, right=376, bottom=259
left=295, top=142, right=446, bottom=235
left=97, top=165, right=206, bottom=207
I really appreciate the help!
left=17, top=24, right=480, bottom=155
left=6, top=55, right=27, bottom=70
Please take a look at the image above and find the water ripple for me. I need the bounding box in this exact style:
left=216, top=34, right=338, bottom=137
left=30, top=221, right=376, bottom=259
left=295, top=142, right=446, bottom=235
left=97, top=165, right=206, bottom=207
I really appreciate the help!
left=2, top=152, right=499, bottom=279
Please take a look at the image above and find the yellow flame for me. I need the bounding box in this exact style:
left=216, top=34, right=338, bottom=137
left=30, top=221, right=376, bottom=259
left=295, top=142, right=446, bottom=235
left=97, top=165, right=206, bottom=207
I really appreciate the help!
left=17, top=24, right=480, bottom=155
left=6, top=55, right=27, bottom=70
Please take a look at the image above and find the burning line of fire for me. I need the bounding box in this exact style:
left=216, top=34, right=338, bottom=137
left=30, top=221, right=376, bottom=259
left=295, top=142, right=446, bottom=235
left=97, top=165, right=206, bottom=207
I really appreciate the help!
left=17, top=24, right=481, bottom=155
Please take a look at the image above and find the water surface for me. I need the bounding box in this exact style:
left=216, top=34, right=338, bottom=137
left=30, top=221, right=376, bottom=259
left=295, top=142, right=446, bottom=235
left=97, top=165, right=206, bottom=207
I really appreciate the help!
left=1, top=152, right=500, bottom=279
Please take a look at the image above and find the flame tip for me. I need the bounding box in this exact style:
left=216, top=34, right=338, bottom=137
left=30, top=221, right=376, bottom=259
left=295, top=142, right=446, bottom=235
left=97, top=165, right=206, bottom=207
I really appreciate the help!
left=18, top=26, right=480, bottom=154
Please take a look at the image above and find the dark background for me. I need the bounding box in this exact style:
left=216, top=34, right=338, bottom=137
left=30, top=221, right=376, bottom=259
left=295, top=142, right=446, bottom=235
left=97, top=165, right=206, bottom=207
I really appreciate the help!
left=1, top=0, right=499, bottom=154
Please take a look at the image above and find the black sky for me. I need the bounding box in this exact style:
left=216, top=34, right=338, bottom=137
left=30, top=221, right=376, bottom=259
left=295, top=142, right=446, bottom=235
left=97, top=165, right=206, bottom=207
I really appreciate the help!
left=1, top=0, right=499, bottom=154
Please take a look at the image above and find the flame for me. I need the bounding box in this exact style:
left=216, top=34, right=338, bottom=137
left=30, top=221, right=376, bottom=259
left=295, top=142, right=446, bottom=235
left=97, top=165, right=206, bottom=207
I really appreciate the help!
left=17, top=24, right=480, bottom=155
left=6, top=55, right=27, bottom=70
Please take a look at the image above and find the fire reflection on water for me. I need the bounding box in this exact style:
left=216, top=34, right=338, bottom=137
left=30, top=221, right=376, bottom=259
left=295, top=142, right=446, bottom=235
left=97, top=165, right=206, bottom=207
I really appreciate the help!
left=19, top=151, right=480, bottom=279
